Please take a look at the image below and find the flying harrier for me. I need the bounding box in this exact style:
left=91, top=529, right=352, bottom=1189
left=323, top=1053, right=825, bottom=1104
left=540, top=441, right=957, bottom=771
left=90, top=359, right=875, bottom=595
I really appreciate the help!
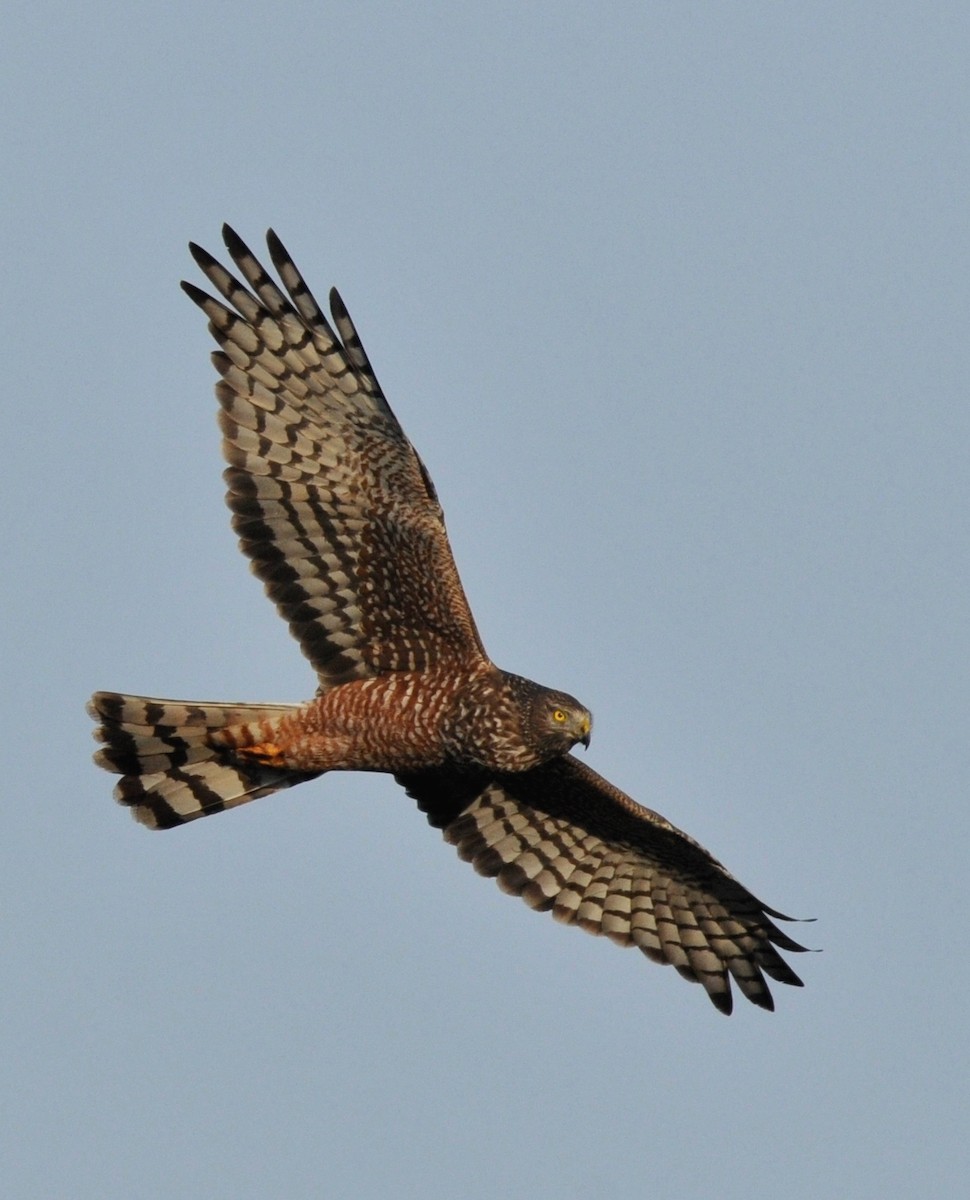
left=89, top=226, right=808, bottom=1014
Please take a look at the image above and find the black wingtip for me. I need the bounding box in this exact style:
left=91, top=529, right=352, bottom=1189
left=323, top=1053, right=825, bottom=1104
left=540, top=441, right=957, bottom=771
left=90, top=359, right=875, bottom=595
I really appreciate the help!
left=329, top=286, right=348, bottom=319
left=763, top=905, right=817, bottom=925
left=265, top=228, right=290, bottom=271
left=180, top=279, right=210, bottom=307
left=221, top=224, right=257, bottom=269
left=187, top=240, right=215, bottom=270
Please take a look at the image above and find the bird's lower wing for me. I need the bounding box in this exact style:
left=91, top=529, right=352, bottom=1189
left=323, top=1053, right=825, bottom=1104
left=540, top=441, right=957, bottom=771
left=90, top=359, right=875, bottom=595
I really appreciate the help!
left=398, top=756, right=808, bottom=1014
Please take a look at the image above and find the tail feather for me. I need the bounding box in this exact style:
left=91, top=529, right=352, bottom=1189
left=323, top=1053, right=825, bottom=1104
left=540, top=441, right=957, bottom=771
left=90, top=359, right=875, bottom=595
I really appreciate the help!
left=88, top=691, right=322, bottom=829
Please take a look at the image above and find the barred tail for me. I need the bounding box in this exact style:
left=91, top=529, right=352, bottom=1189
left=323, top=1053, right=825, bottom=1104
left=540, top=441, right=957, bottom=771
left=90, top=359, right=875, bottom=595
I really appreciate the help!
left=87, top=691, right=323, bottom=829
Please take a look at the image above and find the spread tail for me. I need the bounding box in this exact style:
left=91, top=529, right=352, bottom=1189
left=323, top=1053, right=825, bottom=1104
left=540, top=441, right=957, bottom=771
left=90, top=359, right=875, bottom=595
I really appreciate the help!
left=88, top=691, right=322, bottom=828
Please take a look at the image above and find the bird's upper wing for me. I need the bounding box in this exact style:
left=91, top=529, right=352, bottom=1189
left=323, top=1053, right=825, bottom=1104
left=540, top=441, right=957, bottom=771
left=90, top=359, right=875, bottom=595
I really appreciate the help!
left=398, top=756, right=808, bottom=1014
left=183, top=226, right=488, bottom=688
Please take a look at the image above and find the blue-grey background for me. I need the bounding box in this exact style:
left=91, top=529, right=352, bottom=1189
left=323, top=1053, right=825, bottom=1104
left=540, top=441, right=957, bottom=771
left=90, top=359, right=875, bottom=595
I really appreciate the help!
left=3, top=4, right=967, bottom=1197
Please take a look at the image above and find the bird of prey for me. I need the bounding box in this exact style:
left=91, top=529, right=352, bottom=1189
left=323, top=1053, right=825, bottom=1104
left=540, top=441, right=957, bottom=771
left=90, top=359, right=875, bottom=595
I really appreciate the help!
left=89, top=226, right=808, bottom=1014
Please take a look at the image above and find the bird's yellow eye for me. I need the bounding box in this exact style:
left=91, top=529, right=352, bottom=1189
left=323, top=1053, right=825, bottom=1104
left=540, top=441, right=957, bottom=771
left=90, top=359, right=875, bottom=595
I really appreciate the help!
left=552, top=709, right=567, bottom=723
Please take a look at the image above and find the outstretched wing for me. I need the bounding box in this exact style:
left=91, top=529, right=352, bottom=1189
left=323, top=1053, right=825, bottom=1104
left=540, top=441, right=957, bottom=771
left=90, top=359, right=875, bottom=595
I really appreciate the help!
left=399, top=757, right=808, bottom=1014
left=183, top=226, right=487, bottom=688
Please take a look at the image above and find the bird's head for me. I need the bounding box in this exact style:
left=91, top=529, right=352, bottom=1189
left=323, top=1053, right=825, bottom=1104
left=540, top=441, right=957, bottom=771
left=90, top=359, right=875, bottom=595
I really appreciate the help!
left=527, top=685, right=593, bottom=758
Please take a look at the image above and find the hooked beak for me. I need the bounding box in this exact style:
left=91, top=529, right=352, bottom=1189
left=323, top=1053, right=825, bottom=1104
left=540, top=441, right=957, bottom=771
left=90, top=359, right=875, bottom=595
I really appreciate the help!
left=577, top=716, right=592, bottom=751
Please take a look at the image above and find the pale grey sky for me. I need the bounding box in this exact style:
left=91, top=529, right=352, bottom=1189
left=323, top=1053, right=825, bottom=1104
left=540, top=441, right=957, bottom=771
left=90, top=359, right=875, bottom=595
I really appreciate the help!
left=3, top=3, right=968, bottom=1197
